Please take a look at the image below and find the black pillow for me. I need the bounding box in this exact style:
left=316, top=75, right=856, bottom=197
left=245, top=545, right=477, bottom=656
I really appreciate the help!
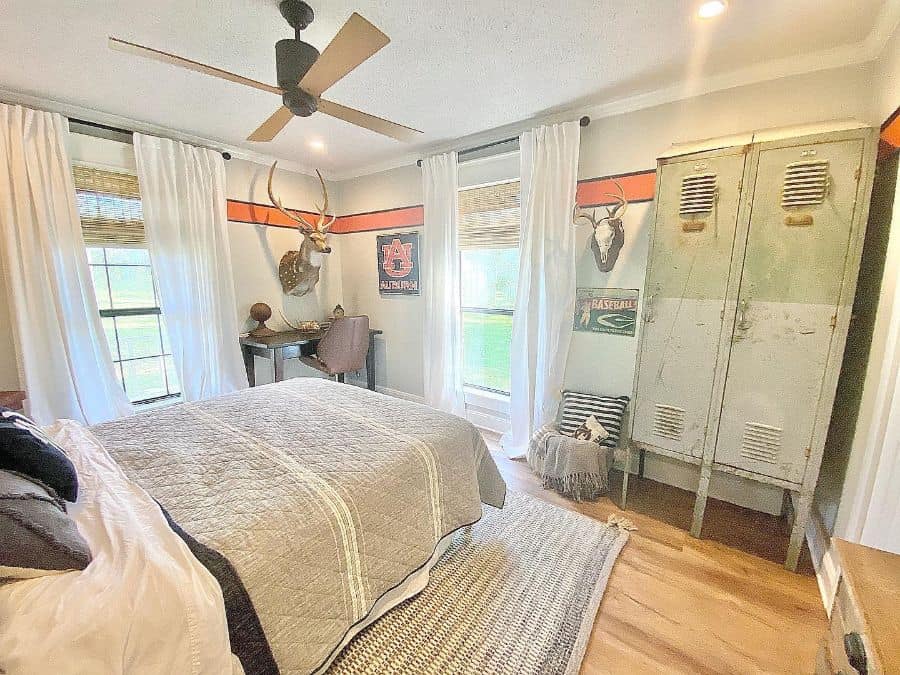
left=0, top=469, right=92, bottom=579
left=0, top=407, right=78, bottom=502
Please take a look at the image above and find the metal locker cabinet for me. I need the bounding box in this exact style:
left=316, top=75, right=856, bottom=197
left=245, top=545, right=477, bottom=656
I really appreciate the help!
left=631, top=148, right=747, bottom=459
left=713, top=137, right=866, bottom=484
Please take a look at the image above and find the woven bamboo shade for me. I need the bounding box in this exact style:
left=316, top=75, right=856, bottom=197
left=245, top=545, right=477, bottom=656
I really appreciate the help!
left=73, top=165, right=145, bottom=247
left=458, top=180, right=520, bottom=250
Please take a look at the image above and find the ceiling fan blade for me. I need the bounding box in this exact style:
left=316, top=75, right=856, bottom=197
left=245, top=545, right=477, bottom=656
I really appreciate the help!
left=298, top=13, right=390, bottom=97
left=109, top=37, right=282, bottom=95
left=248, top=106, right=294, bottom=142
left=317, top=99, right=422, bottom=142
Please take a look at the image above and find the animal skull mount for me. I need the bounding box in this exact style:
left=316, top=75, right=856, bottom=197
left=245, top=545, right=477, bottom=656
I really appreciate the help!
left=268, top=162, right=335, bottom=297
left=573, top=181, right=628, bottom=273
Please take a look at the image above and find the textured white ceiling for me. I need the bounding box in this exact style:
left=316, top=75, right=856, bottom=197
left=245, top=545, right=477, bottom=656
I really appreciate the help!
left=0, top=0, right=893, bottom=178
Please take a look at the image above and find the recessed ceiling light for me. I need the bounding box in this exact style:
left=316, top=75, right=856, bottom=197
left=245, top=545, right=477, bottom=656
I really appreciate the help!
left=308, top=139, right=325, bottom=151
left=698, top=0, right=726, bottom=19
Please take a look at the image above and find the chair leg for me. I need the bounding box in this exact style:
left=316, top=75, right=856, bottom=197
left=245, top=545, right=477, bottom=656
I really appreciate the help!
left=336, top=373, right=345, bottom=383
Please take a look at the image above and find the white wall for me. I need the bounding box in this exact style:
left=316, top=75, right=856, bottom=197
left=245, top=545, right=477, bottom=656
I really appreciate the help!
left=331, top=60, right=883, bottom=513
left=332, top=164, right=424, bottom=397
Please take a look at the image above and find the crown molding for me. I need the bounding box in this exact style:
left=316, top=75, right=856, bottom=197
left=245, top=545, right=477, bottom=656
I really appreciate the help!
left=331, top=5, right=900, bottom=182
left=0, top=87, right=322, bottom=178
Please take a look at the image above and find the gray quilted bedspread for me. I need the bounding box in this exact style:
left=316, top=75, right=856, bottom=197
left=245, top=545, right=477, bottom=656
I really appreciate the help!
left=90, top=378, right=506, bottom=674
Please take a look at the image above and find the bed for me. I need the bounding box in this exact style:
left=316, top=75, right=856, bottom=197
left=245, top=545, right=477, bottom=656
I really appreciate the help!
left=0, top=378, right=506, bottom=674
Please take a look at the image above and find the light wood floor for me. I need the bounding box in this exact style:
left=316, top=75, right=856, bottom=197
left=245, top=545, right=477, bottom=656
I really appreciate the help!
left=483, top=436, right=827, bottom=674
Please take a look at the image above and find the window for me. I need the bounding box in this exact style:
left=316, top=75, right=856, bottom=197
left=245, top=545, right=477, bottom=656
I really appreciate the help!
left=459, top=179, right=520, bottom=394
left=74, top=166, right=180, bottom=405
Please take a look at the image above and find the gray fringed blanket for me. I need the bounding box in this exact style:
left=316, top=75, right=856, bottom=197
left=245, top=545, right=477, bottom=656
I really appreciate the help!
left=526, top=425, right=611, bottom=501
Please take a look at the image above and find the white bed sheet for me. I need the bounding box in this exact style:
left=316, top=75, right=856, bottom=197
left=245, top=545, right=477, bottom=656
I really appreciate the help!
left=0, top=420, right=239, bottom=675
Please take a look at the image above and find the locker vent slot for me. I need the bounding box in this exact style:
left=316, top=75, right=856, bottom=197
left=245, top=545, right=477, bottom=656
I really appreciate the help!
left=653, top=404, right=685, bottom=440
left=679, top=173, right=717, bottom=216
left=740, top=422, right=782, bottom=464
left=781, top=160, right=829, bottom=208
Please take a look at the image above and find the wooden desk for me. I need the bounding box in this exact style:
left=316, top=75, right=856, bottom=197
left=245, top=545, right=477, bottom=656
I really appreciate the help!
left=239, top=329, right=382, bottom=390
left=0, top=390, right=26, bottom=411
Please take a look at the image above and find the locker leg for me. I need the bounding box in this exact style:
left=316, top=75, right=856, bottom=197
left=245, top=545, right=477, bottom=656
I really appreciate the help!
left=620, top=446, right=634, bottom=510
left=785, top=491, right=813, bottom=572
left=690, top=461, right=712, bottom=538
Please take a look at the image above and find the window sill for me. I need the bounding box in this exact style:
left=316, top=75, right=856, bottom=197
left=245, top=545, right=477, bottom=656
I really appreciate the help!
left=463, top=387, right=509, bottom=415
left=135, top=395, right=182, bottom=411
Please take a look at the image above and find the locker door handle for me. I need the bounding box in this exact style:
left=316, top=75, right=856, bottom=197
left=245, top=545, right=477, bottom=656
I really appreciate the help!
left=737, top=298, right=750, bottom=330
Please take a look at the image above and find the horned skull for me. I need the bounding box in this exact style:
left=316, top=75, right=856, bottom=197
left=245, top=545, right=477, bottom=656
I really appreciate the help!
left=573, top=181, right=628, bottom=273
left=267, top=162, right=335, bottom=297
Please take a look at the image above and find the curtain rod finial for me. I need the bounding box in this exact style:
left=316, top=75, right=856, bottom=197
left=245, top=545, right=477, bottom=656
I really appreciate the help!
left=416, top=159, right=423, bottom=167
left=221, top=151, right=232, bottom=160
left=579, top=116, right=590, bottom=127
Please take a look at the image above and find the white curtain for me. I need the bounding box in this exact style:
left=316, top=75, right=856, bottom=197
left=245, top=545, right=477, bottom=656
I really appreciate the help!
left=501, top=121, right=580, bottom=457
left=0, top=104, right=132, bottom=424
left=133, top=134, right=246, bottom=401
left=421, top=151, right=464, bottom=415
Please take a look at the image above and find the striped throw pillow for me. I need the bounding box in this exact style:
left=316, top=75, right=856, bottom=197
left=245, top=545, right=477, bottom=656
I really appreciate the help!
left=558, top=392, right=630, bottom=448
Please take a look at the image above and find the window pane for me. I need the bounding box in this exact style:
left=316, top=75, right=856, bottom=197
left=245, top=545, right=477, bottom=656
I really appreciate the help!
left=90, top=266, right=112, bottom=310
left=116, top=315, right=163, bottom=360
left=460, top=248, right=519, bottom=310
left=105, top=247, right=151, bottom=266
left=462, top=311, right=513, bottom=393
left=107, top=265, right=156, bottom=308
left=164, top=355, right=180, bottom=394
left=102, top=317, right=119, bottom=361
left=87, top=247, right=106, bottom=264
left=121, top=356, right=167, bottom=402
left=160, top=315, right=172, bottom=354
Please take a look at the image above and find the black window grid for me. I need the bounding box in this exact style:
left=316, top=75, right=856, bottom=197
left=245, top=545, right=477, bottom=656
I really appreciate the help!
left=88, top=246, right=180, bottom=405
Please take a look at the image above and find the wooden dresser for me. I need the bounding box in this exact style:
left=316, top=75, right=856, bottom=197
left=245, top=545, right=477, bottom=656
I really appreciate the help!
left=816, top=539, right=900, bottom=674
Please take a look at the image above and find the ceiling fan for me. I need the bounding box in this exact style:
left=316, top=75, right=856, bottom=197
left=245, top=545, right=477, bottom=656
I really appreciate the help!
left=109, top=0, right=422, bottom=143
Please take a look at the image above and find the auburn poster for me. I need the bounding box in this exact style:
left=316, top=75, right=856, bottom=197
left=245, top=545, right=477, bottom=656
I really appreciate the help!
left=377, top=232, right=421, bottom=295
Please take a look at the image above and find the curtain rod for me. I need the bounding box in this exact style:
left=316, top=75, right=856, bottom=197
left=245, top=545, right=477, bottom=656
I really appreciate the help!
left=70, top=117, right=233, bottom=160
left=416, top=116, right=590, bottom=167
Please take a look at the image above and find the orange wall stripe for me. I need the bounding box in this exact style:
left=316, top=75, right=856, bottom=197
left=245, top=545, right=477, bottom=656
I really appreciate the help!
left=330, top=205, right=424, bottom=234
left=226, top=199, right=326, bottom=229
left=227, top=170, right=657, bottom=234
left=576, top=170, right=656, bottom=207
left=878, top=106, right=900, bottom=160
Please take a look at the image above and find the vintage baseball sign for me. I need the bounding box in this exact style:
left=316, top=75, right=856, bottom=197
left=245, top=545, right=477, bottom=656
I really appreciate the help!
left=573, top=287, right=639, bottom=336
left=377, top=232, right=421, bottom=295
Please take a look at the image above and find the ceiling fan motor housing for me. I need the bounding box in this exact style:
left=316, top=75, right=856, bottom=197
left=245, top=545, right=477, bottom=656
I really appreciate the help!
left=275, top=39, right=320, bottom=91
left=282, top=86, right=318, bottom=117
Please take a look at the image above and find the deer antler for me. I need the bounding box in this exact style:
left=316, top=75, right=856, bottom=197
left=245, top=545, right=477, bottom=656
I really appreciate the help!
left=267, top=162, right=317, bottom=233
left=313, top=170, right=337, bottom=233
left=603, top=181, right=628, bottom=220
left=573, top=204, right=600, bottom=228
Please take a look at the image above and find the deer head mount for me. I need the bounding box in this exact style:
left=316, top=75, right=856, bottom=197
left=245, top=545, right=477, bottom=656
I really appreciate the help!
left=268, top=162, right=335, bottom=296
left=573, top=181, right=628, bottom=273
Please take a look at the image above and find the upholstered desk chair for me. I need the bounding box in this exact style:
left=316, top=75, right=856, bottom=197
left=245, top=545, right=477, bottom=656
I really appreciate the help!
left=300, top=316, right=370, bottom=383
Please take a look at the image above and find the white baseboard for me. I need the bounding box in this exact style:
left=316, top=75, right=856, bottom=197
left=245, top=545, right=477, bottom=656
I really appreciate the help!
left=465, top=408, right=509, bottom=435
left=807, top=509, right=841, bottom=615
left=375, top=385, right=426, bottom=404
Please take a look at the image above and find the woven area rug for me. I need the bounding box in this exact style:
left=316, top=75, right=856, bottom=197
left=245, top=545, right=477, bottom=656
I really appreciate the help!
left=327, top=491, right=629, bottom=675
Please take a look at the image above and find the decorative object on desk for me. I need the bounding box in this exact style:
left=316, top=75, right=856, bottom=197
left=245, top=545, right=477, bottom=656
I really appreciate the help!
left=268, top=162, right=335, bottom=297
left=377, top=232, right=421, bottom=295
left=279, top=311, right=320, bottom=332
left=248, top=302, right=278, bottom=338
left=332, top=304, right=345, bottom=319
left=573, top=180, right=628, bottom=273
left=573, top=287, right=638, bottom=336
